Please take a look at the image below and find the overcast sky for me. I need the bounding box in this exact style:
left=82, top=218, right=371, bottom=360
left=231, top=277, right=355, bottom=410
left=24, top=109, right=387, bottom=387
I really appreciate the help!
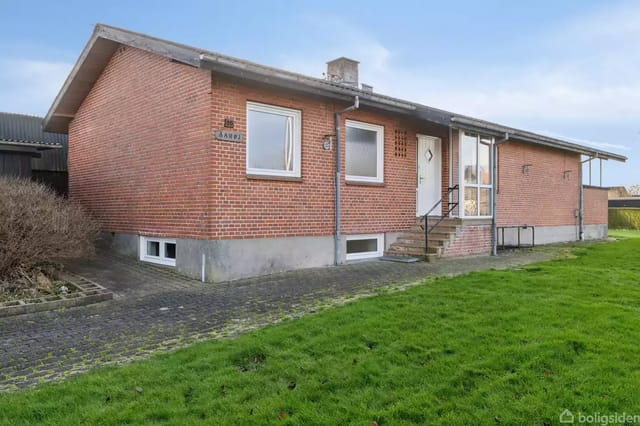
left=1, top=0, right=637, bottom=186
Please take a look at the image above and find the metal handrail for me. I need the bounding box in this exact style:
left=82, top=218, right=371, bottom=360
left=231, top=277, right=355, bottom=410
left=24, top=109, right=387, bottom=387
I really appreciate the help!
left=421, top=185, right=459, bottom=255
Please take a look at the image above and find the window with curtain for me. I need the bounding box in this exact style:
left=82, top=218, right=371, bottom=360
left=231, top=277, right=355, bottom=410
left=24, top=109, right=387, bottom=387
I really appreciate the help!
left=246, top=102, right=301, bottom=178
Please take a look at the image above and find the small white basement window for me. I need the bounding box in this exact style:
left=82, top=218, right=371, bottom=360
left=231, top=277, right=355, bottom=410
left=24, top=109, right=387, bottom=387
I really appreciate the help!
left=345, top=234, right=384, bottom=260
left=140, top=236, right=176, bottom=266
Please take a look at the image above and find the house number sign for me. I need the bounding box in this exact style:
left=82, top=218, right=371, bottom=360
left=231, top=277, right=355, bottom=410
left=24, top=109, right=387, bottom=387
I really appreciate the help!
left=215, top=130, right=243, bottom=143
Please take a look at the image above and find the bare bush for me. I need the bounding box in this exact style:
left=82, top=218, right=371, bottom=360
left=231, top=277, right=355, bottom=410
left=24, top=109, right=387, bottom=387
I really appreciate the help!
left=0, top=177, right=100, bottom=285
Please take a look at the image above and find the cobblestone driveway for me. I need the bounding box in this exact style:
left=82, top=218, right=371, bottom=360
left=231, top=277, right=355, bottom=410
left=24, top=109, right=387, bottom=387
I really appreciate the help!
left=0, top=249, right=559, bottom=391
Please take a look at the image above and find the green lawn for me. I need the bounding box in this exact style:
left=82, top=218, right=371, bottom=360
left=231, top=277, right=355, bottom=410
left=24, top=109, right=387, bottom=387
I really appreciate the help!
left=2, top=236, right=640, bottom=425
left=609, top=229, right=640, bottom=239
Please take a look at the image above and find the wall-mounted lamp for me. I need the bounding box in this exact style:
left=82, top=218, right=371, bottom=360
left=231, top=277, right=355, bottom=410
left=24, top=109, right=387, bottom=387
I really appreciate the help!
left=563, top=170, right=572, bottom=181
left=323, top=135, right=334, bottom=151
left=522, top=164, right=532, bottom=176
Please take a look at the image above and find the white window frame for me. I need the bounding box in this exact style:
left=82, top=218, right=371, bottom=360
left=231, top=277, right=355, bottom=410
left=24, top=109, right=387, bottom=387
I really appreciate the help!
left=459, top=132, right=494, bottom=219
left=345, top=233, right=384, bottom=260
left=139, top=236, right=177, bottom=267
left=246, top=101, right=302, bottom=178
left=345, top=120, right=384, bottom=184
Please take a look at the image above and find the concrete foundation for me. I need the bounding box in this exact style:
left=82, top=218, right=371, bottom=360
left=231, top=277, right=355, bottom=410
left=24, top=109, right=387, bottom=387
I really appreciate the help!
left=100, top=233, right=335, bottom=282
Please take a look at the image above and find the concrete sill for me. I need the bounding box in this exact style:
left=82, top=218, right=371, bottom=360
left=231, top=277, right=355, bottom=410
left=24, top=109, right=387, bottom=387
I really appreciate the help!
left=246, top=174, right=302, bottom=182
left=345, top=180, right=385, bottom=187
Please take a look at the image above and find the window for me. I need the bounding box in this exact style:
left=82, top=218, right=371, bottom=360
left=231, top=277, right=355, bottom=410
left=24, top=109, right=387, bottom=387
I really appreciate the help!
left=461, top=132, right=493, bottom=217
left=246, top=102, right=301, bottom=178
left=140, top=236, right=176, bottom=266
left=345, top=120, right=384, bottom=183
left=345, top=234, right=384, bottom=260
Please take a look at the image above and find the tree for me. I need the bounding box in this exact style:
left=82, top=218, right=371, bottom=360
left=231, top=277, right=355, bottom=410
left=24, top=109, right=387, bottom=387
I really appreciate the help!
left=629, top=185, right=640, bottom=196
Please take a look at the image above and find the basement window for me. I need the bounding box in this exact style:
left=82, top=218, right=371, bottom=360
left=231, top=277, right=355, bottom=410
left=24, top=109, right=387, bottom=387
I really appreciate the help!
left=345, top=234, right=384, bottom=260
left=246, top=102, right=302, bottom=178
left=140, top=236, right=176, bottom=266
left=345, top=120, right=384, bottom=184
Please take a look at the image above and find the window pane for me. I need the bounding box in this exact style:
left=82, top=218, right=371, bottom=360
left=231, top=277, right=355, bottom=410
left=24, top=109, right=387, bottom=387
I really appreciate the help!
left=479, top=188, right=491, bottom=216
left=347, top=238, right=378, bottom=254
left=147, top=241, right=160, bottom=257
left=346, top=126, right=377, bottom=178
left=464, top=187, right=478, bottom=216
left=479, top=140, right=491, bottom=185
left=462, top=133, right=478, bottom=184
left=165, top=243, right=176, bottom=259
left=248, top=109, right=289, bottom=171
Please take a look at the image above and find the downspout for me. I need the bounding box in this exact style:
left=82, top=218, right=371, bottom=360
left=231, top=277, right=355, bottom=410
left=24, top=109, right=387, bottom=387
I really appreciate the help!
left=448, top=125, right=453, bottom=213
left=335, top=96, right=360, bottom=265
left=492, top=133, right=510, bottom=256
left=579, top=156, right=594, bottom=241
left=579, top=167, right=584, bottom=241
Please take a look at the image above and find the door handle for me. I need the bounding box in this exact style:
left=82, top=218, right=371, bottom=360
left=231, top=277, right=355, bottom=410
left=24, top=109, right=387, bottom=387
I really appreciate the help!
left=419, top=176, right=425, bottom=183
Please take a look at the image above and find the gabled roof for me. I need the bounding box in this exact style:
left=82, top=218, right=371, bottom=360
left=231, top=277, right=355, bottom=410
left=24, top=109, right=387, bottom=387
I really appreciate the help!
left=44, top=24, right=627, bottom=163
left=0, top=112, right=65, bottom=149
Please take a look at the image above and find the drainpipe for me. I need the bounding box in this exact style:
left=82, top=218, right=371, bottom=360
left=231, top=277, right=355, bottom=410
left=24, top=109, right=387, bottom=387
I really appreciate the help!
left=492, top=133, right=510, bottom=256
left=579, top=156, right=594, bottom=241
left=335, top=96, right=360, bottom=265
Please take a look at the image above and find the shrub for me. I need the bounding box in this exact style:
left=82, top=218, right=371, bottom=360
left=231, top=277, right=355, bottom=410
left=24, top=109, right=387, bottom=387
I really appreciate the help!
left=609, top=208, right=640, bottom=230
left=0, top=177, right=99, bottom=282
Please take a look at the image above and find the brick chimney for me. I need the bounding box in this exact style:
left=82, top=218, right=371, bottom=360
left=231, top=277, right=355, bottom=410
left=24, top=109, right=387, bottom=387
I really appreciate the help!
left=326, top=57, right=359, bottom=87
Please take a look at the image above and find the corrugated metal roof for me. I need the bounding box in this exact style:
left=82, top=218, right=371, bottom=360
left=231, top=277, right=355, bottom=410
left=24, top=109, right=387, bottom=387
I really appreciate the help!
left=0, top=112, right=65, bottom=147
left=0, top=113, right=67, bottom=171
left=609, top=198, right=640, bottom=208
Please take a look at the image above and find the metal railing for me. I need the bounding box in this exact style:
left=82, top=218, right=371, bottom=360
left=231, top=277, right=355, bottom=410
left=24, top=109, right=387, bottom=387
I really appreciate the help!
left=421, top=185, right=459, bottom=255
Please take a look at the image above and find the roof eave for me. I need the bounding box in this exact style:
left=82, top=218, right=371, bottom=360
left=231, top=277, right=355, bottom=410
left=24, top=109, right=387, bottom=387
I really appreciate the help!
left=450, top=117, right=627, bottom=162
left=0, top=140, right=62, bottom=150
left=43, top=24, right=628, bottom=163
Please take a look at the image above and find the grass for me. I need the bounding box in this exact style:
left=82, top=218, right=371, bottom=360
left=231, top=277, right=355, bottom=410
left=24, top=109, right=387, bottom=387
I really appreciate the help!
left=2, top=237, right=640, bottom=425
left=609, top=228, right=640, bottom=239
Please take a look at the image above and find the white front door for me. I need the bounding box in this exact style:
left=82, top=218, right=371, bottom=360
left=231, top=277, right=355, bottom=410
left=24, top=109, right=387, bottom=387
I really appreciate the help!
left=417, top=135, right=442, bottom=216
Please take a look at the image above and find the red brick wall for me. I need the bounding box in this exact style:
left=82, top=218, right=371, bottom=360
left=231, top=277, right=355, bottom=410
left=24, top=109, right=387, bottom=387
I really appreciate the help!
left=442, top=224, right=492, bottom=257
left=69, top=47, right=456, bottom=241
left=584, top=186, right=608, bottom=225
left=496, top=141, right=580, bottom=227
left=69, top=46, right=212, bottom=239
left=208, top=76, right=449, bottom=239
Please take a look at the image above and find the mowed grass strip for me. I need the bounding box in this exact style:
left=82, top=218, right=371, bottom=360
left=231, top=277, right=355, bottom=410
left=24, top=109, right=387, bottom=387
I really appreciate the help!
left=2, top=234, right=640, bottom=425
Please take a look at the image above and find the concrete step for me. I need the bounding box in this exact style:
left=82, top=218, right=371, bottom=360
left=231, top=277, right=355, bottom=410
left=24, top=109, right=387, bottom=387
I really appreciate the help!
left=398, top=233, right=452, bottom=242
left=408, top=227, right=459, bottom=237
left=395, top=239, right=446, bottom=249
left=419, top=217, right=462, bottom=225
left=387, top=243, right=440, bottom=256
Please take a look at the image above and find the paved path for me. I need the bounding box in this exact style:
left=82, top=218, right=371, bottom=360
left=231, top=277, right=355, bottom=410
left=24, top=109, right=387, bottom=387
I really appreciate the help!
left=0, top=248, right=559, bottom=391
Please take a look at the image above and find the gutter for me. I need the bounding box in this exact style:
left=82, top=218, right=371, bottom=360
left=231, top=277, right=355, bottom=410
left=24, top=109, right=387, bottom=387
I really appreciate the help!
left=450, top=116, right=627, bottom=162
left=335, top=96, right=360, bottom=265
left=492, top=133, right=510, bottom=256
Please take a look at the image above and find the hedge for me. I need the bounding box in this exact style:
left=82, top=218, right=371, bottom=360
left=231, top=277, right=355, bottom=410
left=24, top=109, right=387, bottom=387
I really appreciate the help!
left=609, top=208, right=640, bottom=230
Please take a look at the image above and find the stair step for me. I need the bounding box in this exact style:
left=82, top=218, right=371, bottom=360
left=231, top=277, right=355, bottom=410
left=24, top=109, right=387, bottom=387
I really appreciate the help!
left=410, top=224, right=460, bottom=232
left=405, top=229, right=458, bottom=239
left=379, top=255, right=420, bottom=263
left=387, top=244, right=440, bottom=255
left=398, top=233, right=452, bottom=242
left=395, top=240, right=446, bottom=249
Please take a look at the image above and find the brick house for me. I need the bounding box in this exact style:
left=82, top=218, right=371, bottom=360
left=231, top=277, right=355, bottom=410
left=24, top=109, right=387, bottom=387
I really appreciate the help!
left=44, top=25, right=626, bottom=281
